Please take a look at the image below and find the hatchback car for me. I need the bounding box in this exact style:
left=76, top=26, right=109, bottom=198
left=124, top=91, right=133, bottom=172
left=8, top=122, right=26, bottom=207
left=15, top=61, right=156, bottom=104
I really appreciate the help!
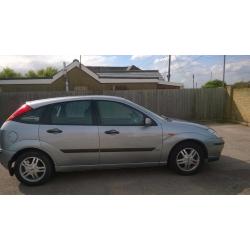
left=0, top=95, right=224, bottom=185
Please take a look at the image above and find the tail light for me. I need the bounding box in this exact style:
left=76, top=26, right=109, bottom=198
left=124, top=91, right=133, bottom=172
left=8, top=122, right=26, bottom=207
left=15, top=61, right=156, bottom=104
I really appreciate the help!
left=7, top=104, right=32, bottom=121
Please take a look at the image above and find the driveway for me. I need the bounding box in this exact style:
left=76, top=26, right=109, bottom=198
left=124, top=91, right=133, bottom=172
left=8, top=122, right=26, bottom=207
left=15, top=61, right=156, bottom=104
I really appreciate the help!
left=0, top=123, right=250, bottom=195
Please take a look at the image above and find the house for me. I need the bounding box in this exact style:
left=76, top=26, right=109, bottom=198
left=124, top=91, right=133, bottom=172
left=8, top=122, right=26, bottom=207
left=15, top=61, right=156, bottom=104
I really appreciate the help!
left=0, top=60, right=183, bottom=92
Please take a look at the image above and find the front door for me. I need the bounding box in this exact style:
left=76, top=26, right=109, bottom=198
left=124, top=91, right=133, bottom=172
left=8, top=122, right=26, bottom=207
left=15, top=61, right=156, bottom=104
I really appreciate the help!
left=39, top=100, right=99, bottom=166
left=95, top=100, right=163, bottom=165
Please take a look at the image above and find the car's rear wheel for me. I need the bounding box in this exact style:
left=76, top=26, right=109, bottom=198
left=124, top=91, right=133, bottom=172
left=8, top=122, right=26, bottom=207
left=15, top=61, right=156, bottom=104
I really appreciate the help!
left=169, top=141, right=205, bottom=175
left=14, top=151, right=54, bottom=186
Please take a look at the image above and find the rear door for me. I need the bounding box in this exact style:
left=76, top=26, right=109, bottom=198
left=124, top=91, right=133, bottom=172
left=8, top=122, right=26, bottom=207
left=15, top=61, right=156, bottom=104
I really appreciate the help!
left=95, top=100, right=163, bottom=165
left=39, top=100, right=99, bottom=166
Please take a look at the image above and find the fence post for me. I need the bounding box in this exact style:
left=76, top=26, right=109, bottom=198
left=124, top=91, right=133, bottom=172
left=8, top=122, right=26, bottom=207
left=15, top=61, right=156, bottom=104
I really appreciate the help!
left=224, top=86, right=233, bottom=122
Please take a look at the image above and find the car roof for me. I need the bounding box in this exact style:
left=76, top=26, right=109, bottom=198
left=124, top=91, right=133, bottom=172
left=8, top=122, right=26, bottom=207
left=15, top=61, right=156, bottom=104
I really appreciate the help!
left=26, top=95, right=128, bottom=109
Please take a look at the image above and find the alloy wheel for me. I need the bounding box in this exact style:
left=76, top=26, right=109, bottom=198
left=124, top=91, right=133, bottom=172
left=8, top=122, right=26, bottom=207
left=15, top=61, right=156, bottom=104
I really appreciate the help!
left=19, top=157, right=46, bottom=182
left=176, top=147, right=200, bottom=172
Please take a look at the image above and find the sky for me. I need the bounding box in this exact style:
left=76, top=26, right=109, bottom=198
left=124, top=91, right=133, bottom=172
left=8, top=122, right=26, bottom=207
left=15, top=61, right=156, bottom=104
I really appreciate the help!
left=0, top=55, right=250, bottom=88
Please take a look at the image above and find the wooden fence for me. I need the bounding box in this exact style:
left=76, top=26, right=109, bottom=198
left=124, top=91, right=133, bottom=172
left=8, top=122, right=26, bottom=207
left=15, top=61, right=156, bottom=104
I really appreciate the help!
left=0, top=88, right=227, bottom=125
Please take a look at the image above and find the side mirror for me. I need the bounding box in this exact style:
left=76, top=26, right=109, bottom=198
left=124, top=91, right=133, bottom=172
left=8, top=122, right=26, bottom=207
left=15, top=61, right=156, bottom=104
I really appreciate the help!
left=144, top=117, right=153, bottom=126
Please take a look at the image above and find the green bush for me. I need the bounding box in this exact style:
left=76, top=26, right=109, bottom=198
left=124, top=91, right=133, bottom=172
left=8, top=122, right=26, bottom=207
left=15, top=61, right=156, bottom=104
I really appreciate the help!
left=202, top=79, right=225, bottom=88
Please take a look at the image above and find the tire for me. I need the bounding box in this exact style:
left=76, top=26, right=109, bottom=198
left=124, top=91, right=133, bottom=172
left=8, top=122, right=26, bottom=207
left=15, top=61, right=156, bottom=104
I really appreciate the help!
left=168, top=141, right=205, bottom=175
left=14, top=150, right=54, bottom=186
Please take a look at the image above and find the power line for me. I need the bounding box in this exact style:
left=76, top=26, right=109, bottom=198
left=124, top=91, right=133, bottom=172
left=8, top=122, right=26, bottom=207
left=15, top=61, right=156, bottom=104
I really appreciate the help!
left=173, top=56, right=204, bottom=73
left=160, top=56, right=204, bottom=78
left=226, top=70, right=250, bottom=75
left=159, top=55, right=250, bottom=86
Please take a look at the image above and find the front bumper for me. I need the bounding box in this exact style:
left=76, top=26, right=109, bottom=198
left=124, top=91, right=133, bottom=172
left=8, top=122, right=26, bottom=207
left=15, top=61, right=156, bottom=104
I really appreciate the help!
left=206, top=137, right=224, bottom=162
left=208, top=156, right=220, bottom=162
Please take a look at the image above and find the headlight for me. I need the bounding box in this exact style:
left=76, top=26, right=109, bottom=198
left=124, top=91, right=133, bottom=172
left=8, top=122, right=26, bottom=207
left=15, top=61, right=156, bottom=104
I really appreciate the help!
left=207, top=128, right=218, bottom=137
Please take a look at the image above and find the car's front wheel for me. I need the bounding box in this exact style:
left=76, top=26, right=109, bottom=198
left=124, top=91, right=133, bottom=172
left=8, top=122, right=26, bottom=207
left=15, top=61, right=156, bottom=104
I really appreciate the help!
left=169, top=141, right=205, bottom=175
left=14, top=151, right=54, bottom=186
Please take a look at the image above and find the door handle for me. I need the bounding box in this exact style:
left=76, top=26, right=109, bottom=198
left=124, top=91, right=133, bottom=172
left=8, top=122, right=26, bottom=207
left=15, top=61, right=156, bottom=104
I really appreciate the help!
left=105, top=129, right=120, bottom=135
left=46, top=128, right=63, bottom=134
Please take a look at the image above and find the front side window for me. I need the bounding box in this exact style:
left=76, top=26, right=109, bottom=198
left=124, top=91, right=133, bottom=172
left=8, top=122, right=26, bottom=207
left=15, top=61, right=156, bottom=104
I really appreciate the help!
left=49, top=101, right=93, bottom=125
left=97, top=101, right=144, bottom=126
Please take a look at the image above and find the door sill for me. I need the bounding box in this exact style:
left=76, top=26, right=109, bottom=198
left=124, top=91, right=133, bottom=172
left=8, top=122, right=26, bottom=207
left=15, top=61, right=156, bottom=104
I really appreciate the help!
left=55, top=162, right=166, bottom=172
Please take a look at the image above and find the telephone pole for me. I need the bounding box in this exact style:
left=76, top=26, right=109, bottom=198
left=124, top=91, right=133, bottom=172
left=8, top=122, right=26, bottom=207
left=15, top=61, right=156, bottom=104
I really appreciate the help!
left=63, top=62, right=69, bottom=92
left=192, top=74, right=195, bottom=89
left=222, top=55, right=226, bottom=86
left=167, top=55, right=171, bottom=82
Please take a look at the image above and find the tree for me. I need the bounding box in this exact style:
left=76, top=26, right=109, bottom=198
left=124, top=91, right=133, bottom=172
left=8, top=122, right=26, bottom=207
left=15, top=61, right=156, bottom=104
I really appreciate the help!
left=36, top=67, right=58, bottom=77
left=0, top=66, right=58, bottom=79
left=0, top=67, right=22, bottom=78
left=25, top=67, right=58, bottom=78
left=202, top=79, right=225, bottom=88
left=25, top=70, right=38, bottom=78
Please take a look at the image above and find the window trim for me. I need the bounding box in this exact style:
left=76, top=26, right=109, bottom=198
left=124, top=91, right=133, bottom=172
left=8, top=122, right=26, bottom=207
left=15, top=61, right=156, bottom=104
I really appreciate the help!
left=93, top=100, right=157, bottom=126
left=40, top=100, right=96, bottom=126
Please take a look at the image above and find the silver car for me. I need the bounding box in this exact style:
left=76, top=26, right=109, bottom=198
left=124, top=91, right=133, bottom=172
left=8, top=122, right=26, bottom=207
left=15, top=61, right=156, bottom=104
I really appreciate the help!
left=0, top=95, right=224, bottom=186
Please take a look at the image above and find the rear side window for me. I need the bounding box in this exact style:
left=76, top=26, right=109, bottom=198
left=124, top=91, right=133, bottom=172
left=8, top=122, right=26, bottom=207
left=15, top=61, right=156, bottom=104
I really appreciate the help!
left=16, top=107, right=45, bottom=124
left=49, top=101, right=93, bottom=125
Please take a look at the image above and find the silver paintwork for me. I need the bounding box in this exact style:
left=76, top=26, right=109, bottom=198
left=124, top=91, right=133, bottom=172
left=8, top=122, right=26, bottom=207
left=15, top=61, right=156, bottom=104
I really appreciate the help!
left=39, top=124, right=99, bottom=166
left=0, top=95, right=224, bottom=173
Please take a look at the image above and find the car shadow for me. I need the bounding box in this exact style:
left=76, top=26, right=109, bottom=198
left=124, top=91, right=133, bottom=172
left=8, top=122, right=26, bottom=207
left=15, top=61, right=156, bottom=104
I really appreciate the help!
left=18, top=155, right=250, bottom=195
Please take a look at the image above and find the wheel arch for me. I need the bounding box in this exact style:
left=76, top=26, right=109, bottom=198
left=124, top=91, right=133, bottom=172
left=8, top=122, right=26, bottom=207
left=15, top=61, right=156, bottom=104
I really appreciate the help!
left=167, top=139, right=208, bottom=164
left=9, top=148, right=55, bottom=176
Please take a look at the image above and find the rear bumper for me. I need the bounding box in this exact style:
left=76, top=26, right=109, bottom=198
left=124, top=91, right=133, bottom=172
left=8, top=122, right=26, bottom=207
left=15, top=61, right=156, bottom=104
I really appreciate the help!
left=0, top=148, right=15, bottom=169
